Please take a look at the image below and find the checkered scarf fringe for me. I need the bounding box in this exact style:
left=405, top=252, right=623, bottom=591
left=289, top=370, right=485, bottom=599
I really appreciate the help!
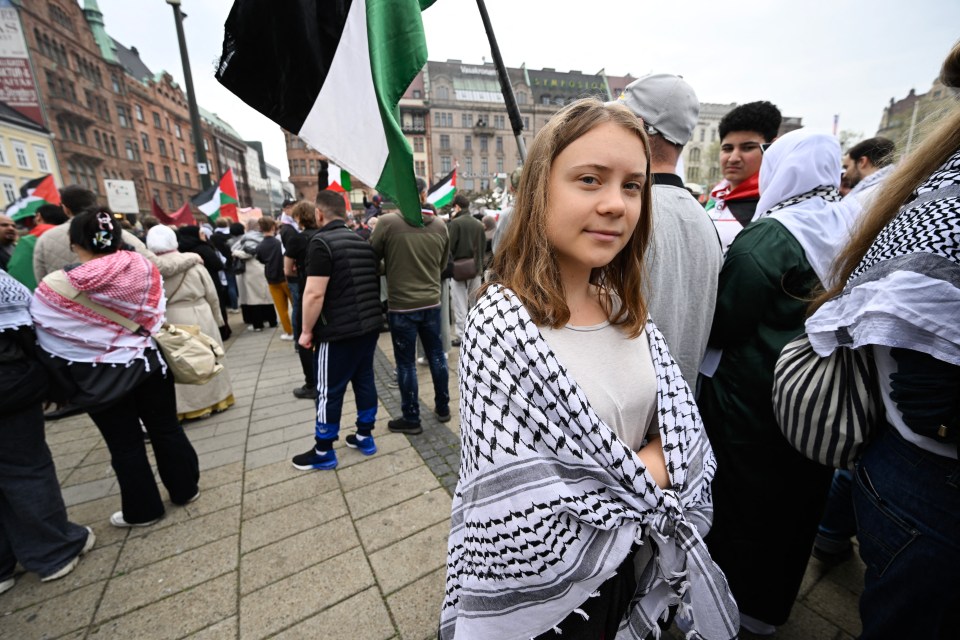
left=439, top=285, right=738, bottom=640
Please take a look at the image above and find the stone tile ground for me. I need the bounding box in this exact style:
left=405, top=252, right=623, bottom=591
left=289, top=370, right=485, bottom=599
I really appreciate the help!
left=0, top=320, right=864, bottom=639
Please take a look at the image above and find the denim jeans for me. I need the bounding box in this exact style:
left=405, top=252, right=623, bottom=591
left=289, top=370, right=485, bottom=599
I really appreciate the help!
left=815, top=469, right=856, bottom=553
left=388, top=307, right=449, bottom=422
left=0, top=403, right=89, bottom=578
left=853, top=427, right=960, bottom=639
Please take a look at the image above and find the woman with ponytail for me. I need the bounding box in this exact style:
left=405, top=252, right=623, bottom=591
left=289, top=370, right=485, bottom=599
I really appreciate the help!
left=805, top=42, right=960, bottom=638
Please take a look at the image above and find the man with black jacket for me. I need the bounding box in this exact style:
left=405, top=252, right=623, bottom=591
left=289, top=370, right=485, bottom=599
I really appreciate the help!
left=291, top=191, right=382, bottom=471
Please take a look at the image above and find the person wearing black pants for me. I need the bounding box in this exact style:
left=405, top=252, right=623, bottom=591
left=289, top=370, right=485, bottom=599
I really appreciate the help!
left=88, top=364, right=200, bottom=526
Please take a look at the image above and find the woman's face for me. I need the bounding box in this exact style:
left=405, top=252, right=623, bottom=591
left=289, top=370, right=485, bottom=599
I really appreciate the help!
left=545, top=121, right=647, bottom=282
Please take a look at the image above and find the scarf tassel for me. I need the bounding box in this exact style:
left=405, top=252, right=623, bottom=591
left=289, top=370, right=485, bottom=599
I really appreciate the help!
left=572, top=608, right=589, bottom=621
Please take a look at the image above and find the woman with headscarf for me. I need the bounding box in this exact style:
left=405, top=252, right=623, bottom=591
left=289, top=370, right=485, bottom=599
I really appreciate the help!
left=30, top=208, right=199, bottom=528
left=697, top=129, right=862, bottom=635
left=805, top=43, right=960, bottom=639
left=177, top=225, right=231, bottom=340
left=146, top=225, right=235, bottom=421
left=231, top=218, right=276, bottom=331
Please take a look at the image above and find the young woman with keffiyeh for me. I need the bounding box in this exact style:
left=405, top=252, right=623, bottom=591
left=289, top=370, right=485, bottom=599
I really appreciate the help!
left=439, top=98, right=738, bottom=640
left=804, top=42, right=960, bottom=639
left=30, top=208, right=200, bottom=529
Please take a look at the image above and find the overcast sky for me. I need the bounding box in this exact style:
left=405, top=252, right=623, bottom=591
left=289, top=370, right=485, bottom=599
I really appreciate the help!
left=89, top=0, right=958, bottom=182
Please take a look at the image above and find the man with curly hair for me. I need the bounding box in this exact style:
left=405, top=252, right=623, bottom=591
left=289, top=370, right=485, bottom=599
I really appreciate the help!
left=707, top=101, right=782, bottom=252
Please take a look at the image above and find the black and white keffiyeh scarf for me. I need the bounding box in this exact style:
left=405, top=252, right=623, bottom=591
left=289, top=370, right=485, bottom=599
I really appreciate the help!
left=760, top=185, right=841, bottom=216
left=807, top=149, right=960, bottom=366
left=0, top=270, right=32, bottom=332
left=440, top=286, right=738, bottom=640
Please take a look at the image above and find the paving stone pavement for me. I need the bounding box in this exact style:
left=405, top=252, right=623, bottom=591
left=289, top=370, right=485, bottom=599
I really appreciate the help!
left=1, top=320, right=866, bottom=639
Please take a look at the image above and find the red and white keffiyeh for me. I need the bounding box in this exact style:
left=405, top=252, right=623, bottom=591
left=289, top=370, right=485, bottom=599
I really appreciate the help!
left=31, top=250, right=166, bottom=365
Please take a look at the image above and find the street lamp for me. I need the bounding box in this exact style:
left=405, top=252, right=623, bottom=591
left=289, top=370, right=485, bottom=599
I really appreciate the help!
left=166, top=0, right=212, bottom=191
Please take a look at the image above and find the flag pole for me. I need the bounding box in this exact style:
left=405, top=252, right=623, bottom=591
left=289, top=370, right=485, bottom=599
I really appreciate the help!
left=475, top=0, right=526, bottom=164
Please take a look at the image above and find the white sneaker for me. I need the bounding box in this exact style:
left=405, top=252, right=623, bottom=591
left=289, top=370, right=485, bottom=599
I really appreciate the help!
left=110, top=511, right=162, bottom=528
left=246, top=324, right=255, bottom=331
left=0, top=576, right=15, bottom=595
left=280, top=333, right=294, bottom=341
left=41, top=526, right=95, bottom=582
left=417, top=357, right=426, bottom=365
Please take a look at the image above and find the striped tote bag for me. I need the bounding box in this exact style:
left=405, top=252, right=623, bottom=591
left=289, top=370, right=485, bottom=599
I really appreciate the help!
left=772, top=333, right=880, bottom=470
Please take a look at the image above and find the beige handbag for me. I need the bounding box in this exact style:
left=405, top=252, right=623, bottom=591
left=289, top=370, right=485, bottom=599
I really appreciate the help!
left=44, top=271, right=225, bottom=385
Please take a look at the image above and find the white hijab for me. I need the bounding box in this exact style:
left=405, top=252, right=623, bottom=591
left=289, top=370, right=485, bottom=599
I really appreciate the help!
left=755, top=129, right=862, bottom=287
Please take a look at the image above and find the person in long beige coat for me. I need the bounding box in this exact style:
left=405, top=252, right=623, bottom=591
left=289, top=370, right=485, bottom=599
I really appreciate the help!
left=146, top=226, right=235, bottom=421
left=231, top=219, right=276, bottom=331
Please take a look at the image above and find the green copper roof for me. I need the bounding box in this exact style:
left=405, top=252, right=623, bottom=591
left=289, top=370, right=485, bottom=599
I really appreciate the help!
left=199, top=106, right=244, bottom=141
left=83, top=0, right=118, bottom=63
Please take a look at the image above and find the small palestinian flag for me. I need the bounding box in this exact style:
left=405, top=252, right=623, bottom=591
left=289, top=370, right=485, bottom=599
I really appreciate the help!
left=216, top=0, right=435, bottom=226
left=426, top=168, right=456, bottom=208
left=191, top=169, right=239, bottom=221
left=6, top=175, right=61, bottom=221
left=325, top=161, right=352, bottom=193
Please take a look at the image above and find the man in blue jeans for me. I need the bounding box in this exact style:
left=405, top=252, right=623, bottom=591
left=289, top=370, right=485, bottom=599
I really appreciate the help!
left=370, top=202, right=450, bottom=434
left=291, top=191, right=383, bottom=470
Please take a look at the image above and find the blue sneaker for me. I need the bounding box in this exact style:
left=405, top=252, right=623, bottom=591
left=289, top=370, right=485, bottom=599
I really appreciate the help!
left=291, top=448, right=338, bottom=470
left=345, top=434, right=377, bottom=455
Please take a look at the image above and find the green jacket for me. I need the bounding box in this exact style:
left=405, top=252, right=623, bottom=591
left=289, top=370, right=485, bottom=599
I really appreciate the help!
left=370, top=212, right=449, bottom=311
left=447, top=211, right=486, bottom=272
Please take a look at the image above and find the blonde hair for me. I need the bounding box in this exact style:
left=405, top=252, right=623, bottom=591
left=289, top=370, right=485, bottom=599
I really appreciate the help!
left=488, top=98, right=653, bottom=338
left=811, top=41, right=960, bottom=313
left=291, top=200, right=317, bottom=229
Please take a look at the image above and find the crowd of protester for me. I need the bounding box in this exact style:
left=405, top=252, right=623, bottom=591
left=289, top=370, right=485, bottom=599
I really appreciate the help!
left=1, top=40, right=957, bottom=640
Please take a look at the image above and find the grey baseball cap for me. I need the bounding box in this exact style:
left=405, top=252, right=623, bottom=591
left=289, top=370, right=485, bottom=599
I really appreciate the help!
left=615, top=73, right=700, bottom=146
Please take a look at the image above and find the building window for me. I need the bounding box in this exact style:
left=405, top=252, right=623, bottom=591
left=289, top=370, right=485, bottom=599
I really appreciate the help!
left=147, top=162, right=156, bottom=180
left=414, top=160, right=426, bottom=176
left=175, top=123, right=182, bottom=139
left=158, top=139, right=167, bottom=157
left=413, top=136, right=424, bottom=153
left=110, top=136, right=118, bottom=157
left=440, top=134, right=450, bottom=150
left=688, top=167, right=700, bottom=181
left=135, top=104, right=144, bottom=122
left=412, top=89, right=422, bottom=99
left=462, top=113, right=474, bottom=128
left=153, top=112, right=162, bottom=128
left=494, top=115, right=505, bottom=129
left=35, top=147, right=50, bottom=172
left=184, top=173, right=191, bottom=188
left=541, top=95, right=551, bottom=105
left=441, top=156, right=451, bottom=173
left=111, top=74, right=121, bottom=93
left=496, top=137, right=503, bottom=153
left=203, top=139, right=209, bottom=151
left=517, top=92, right=527, bottom=104
left=49, top=4, right=74, bottom=30
left=125, top=140, right=136, bottom=160
left=523, top=116, right=530, bottom=130
left=0, top=177, right=16, bottom=206
left=465, top=157, right=473, bottom=174
left=464, top=135, right=472, bottom=151
left=93, top=131, right=101, bottom=151
left=12, top=141, right=29, bottom=169
left=497, top=157, right=503, bottom=172
left=153, top=189, right=160, bottom=202
left=163, top=166, right=172, bottom=183
left=480, top=137, right=488, bottom=153
left=166, top=191, right=175, bottom=209
left=481, top=157, right=488, bottom=175
left=117, top=105, right=131, bottom=128
left=711, top=129, right=717, bottom=142
left=179, top=148, right=187, bottom=163
left=309, top=159, right=316, bottom=175
left=690, top=148, right=701, bottom=162
left=700, top=128, right=705, bottom=142
left=437, top=86, right=449, bottom=100
left=141, top=132, right=151, bottom=152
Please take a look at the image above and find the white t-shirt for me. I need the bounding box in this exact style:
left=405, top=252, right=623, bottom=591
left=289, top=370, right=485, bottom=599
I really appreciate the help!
left=540, top=320, right=657, bottom=451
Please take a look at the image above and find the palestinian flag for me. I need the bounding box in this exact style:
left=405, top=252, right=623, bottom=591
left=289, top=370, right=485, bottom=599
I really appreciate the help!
left=216, top=0, right=435, bottom=226
left=426, top=168, right=456, bottom=208
left=324, top=160, right=352, bottom=193
left=190, top=169, right=239, bottom=221
left=6, top=175, right=61, bottom=221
